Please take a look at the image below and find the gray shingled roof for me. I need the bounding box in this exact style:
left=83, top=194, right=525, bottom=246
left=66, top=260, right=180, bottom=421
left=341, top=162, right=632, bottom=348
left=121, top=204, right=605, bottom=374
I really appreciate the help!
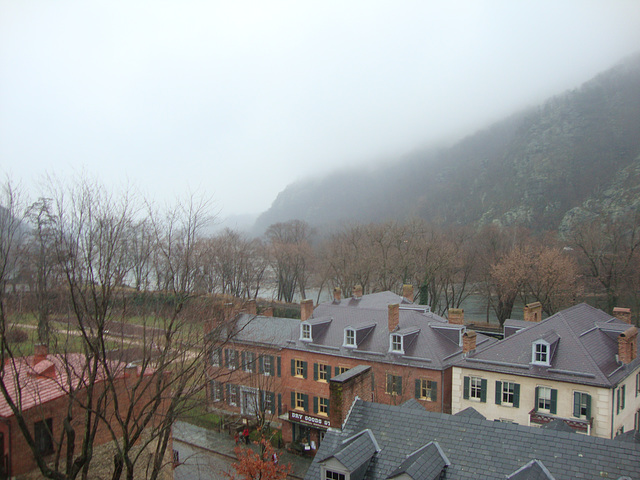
left=306, top=400, right=640, bottom=480
left=507, top=459, right=556, bottom=480
left=453, top=406, right=486, bottom=420
left=456, top=303, right=640, bottom=387
left=224, top=313, right=300, bottom=348
left=290, top=292, right=495, bottom=370
left=387, top=441, right=450, bottom=480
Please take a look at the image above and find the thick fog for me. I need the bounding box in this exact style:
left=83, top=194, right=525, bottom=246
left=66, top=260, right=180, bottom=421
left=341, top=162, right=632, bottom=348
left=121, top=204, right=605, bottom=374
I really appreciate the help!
left=1, top=1, right=639, bottom=219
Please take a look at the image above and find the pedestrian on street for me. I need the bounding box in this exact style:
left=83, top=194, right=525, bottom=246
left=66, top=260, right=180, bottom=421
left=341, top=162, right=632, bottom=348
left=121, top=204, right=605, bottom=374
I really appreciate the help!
left=243, top=427, right=250, bottom=445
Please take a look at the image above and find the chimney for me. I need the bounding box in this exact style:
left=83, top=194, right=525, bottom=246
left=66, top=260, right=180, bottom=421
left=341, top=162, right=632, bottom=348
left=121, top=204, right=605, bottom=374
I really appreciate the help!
left=352, top=285, right=363, bottom=299
left=618, top=326, right=638, bottom=364
left=462, top=330, right=477, bottom=353
left=33, top=344, right=48, bottom=364
left=613, top=307, right=632, bottom=325
left=245, top=299, right=257, bottom=315
left=402, top=284, right=414, bottom=302
left=388, top=303, right=399, bottom=332
left=329, top=365, right=373, bottom=430
left=448, top=308, right=464, bottom=325
left=301, top=299, right=314, bottom=321
left=333, top=287, right=342, bottom=303
left=262, top=306, right=273, bottom=317
left=524, top=302, right=543, bottom=322
left=223, top=302, right=234, bottom=321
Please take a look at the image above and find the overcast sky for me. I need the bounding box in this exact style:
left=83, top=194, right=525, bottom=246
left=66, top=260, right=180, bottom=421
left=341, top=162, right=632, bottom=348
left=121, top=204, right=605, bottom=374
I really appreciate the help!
left=2, top=1, right=639, bottom=221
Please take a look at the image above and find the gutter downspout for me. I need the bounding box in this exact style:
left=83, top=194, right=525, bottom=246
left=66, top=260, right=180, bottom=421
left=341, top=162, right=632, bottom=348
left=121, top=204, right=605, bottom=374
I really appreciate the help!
left=441, top=369, right=445, bottom=413
left=610, top=387, right=615, bottom=439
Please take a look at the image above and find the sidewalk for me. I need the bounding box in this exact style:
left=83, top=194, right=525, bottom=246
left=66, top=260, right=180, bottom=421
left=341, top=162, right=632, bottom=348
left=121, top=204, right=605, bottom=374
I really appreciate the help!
left=173, top=421, right=312, bottom=479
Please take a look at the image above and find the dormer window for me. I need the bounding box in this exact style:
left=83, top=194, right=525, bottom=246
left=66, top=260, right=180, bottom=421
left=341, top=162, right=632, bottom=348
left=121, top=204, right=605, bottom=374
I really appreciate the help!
left=532, top=340, right=550, bottom=366
left=390, top=334, right=403, bottom=353
left=344, top=328, right=356, bottom=348
left=301, top=323, right=312, bottom=342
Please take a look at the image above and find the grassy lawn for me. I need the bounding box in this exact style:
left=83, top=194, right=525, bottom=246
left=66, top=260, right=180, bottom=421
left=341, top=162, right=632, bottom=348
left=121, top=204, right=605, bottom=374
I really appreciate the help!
left=178, top=392, right=223, bottom=431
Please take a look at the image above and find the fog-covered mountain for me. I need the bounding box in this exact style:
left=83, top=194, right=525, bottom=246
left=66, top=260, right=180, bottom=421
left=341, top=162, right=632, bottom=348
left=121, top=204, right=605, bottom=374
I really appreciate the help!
left=254, top=54, right=640, bottom=235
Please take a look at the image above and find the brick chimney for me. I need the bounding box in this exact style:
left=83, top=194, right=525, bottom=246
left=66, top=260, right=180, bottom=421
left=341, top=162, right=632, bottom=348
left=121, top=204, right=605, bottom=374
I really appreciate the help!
left=613, top=307, right=632, bottom=324
left=245, top=299, right=257, bottom=315
left=301, top=299, right=314, bottom=321
left=462, top=330, right=477, bottom=353
left=524, top=302, right=543, bottom=322
left=333, top=287, right=342, bottom=303
left=33, top=344, right=48, bottom=365
left=448, top=308, right=464, bottom=325
left=402, top=284, right=414, bottom=302
left=388, top=303, right=399, bottom=332
left=329, top=365, right=373, bottom=430
left=224, top=302, right=235, bottom=321
left=352, top=285, right=363, bottom=299
left=618, top=326, right=638, bottom=364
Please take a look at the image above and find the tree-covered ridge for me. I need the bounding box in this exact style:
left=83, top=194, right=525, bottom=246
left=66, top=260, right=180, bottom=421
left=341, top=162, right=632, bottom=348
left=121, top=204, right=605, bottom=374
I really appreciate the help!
left=254, top=54, right=640, bottom=233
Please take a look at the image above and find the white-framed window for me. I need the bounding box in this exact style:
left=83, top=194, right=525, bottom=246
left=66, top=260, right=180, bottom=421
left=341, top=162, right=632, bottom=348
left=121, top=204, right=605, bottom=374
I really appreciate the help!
left=344, top=328, right=356, bottom=347
left=573, top=391, right=591, bottom=419
left=226, top=349, right=238, bottom=370
left=617, top=385, right=626, bottom=414
left=390, top=334, right=403, bottom=353
left=418, top=379, right=436, bottom=401
left=532, top=341, right=550, bottom=366
left=537, top=386, right=552, bottom=412
left=301, top=323, right=312, bottom=341
left=636, top=372, right=640, bottom=397
left=243, top=351, right=255, bottom=373
left=210, top=380, right=223, bottom=402
left=262, top=355, right=272, bottom=376
left=634, top=409, right=640, bottom=432
left=502, top=382, right=516, bottom=406
left=323, top=468, right=346, bottom=480
left=228, top=384, right=239, bottom=406
left=470, top=377, right=483, bottom=400
left=263, top=391, right=274, bottom=414
left=210, top=348, right=221, bottom=366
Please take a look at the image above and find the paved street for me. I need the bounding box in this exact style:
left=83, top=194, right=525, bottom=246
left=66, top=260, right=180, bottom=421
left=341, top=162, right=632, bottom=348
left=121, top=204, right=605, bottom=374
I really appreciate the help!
left=174, top=440, right=234, bottom=480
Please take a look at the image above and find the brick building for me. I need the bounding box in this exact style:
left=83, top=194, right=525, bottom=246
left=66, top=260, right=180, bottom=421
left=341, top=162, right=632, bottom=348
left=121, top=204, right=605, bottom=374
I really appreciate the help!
left=0, top=345, right=164, bottom=478
left=205, top=287, right=494, bottom=453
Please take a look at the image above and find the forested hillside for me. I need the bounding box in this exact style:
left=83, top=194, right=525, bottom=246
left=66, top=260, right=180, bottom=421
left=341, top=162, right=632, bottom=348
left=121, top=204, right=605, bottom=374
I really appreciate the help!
left=254, top=54, right=640, bottom=234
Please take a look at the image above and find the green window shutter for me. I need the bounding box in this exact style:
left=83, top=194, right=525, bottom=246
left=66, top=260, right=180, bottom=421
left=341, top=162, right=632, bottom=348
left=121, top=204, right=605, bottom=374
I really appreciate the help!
left=573, top=392, right=580, bottom=417
left=278, top=393, right=282, bottom=415
left=398, top=376, right=403, bottom=395
left=226, top=384, right=231, bottom=405
left=431, top=382, right=438, bottom=402
left=314, top=363, right=318, bottom=381
left=480, top=379, right=487, bottom=403
left=495, top=381, right=502, bottom=405
left=513, top=384, right=520, bottom=408
left=303, top=361, right=308, bottom=379
left=586, top=394, right=592, bottom=419
left=225, top=349, right=229, bottom=367
left=291, top=359, right=295, bottom=376
left=303, top=394, right=309, bottom=411
left=313, top=396, right=318, bottom=414
left=270, top=392, right=276, bottom=412
left=276, top=356, right=281, bottom=377
left=241, top=351, right=246, bottom=370
left=291, top=392, right=295, bottom=410
left=259, top=391, right=264, bottom=411
left=326, top=398, right=330, bottom=415
left=335, top=366, right=340, bottom=376
left=550, top=389, right=558, bottom=414
left=258, top=356, right=264, bottom=374
left=234, top=351, right=239, bottom=369
left=415, top=379, right=421, bottom=399
left=327, top=367, right=331, bottom=380
left=463, top=376, right=470, bottom=399
left=386, top=375, right=392, bottom=394
left=622, top=385, right=626, bottom=409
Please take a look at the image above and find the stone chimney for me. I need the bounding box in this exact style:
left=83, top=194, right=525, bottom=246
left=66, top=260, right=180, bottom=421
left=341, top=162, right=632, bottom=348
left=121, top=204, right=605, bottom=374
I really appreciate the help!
left=462, top=330, right=477, bottom=353
left=388, top=303, right=399, bottom=332
left=352, top=285, right=363, bottom=299
left=262, top=306, right=273, bottom=317
left=618, top=326, right=638, bottom=364
left=329, top=365, right=373, bottom=430
left=333, top=287, right=342, bottom=303
left=33, top=344, right=48, bottom=365
left=245, top=299, right=257, bottom=315
left=524, top=302, right=543, bottom=322
left=448, top=308, right=464, bottom=325
left=613, top=307, right=632, bottom=324
left=301, top=299, right=314, bottom=321
left=402, top=284, right=414, bottom=302
left=223, top=302, right=235, bottom=321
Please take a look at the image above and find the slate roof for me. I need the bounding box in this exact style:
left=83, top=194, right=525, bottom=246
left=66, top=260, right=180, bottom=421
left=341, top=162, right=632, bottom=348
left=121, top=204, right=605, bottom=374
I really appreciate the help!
left=456, top=303, right=640, bottom=388
left=387, top=441, right=450, bottom=480
left=222, top=313, right=300, bottom=348
left=306, top=399, right=640, bottom=480
left=288, top=291, right=495, bottom=370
